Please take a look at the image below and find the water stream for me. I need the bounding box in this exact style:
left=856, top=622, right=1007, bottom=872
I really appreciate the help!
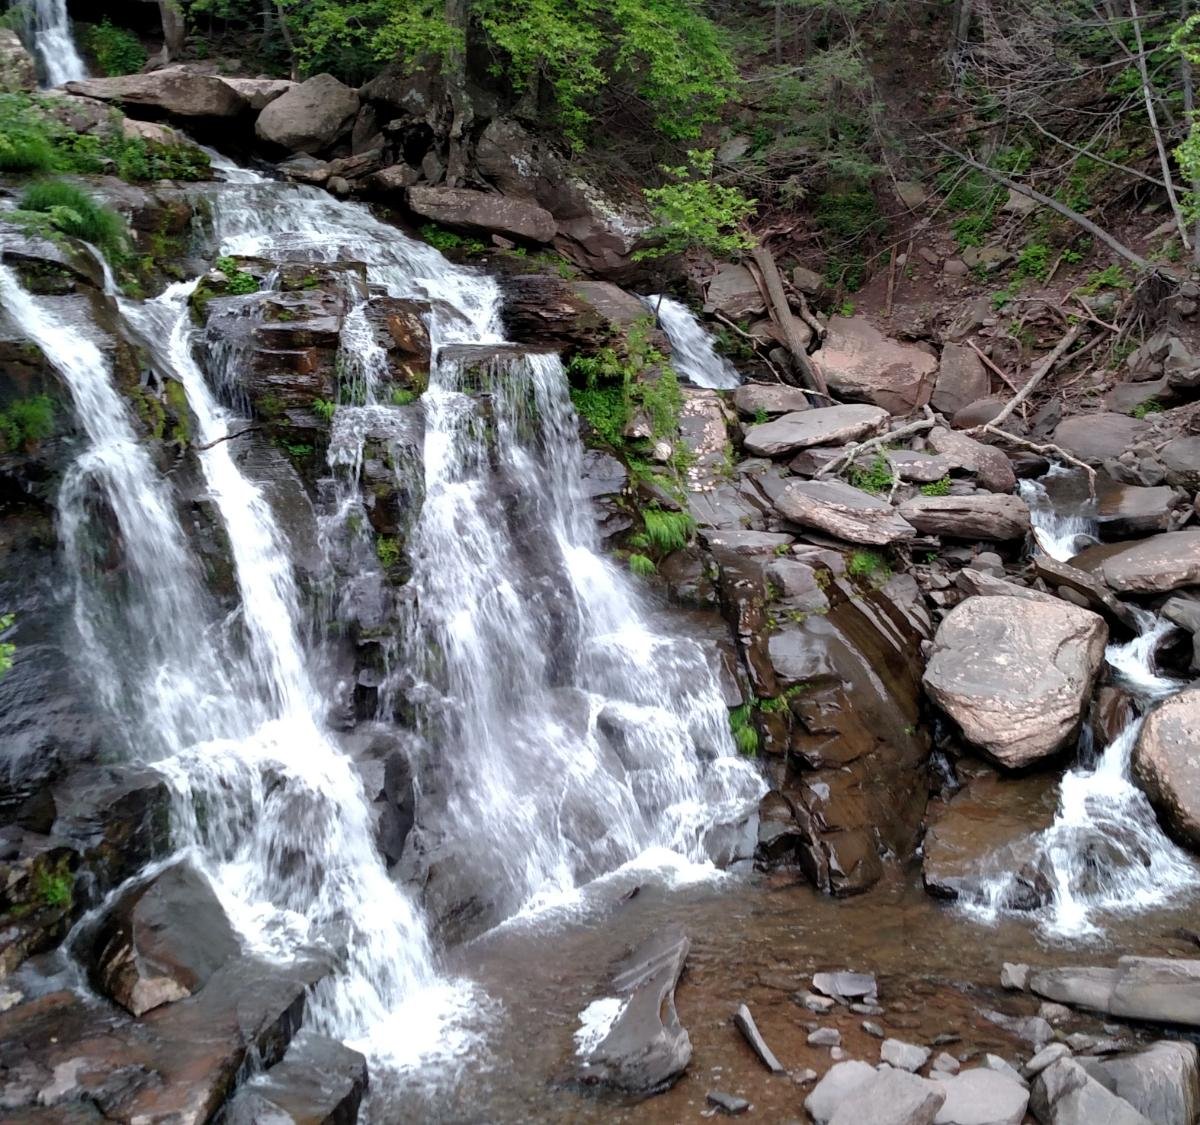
left=643, top=294, right=740, bottom=389
left=16, top=0, right=87, bottom=87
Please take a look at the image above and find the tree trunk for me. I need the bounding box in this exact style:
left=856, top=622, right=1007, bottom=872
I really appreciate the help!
left=1182, top=0, right=1200, bottom=265
left=749, top=244, right=828, bottom=397
left=159, top=1, right=185, bottom=61
left=443, top=0, right=473, bottom=187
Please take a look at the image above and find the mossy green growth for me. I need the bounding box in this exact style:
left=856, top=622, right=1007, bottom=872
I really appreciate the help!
left=920, top=476, right=952, bottom=496
left=390, top=388, right=419, bottom=406
left=848, top=548, right=892, bottom=585
left=216, top=256, right=259, bottom=295
left=164, top=379, right=190, bottom=444
left=17, top=179, right=129, bottom=268
left=847, top=454, right=893, bottom=495
left=312, top=397, right=337, bottom=421
left=35, top=857, right=73, bottom=909
left=729, top=703, right=759, bottom=757
left=0, top=395, right=54, bottom=452
left=1131, top=399, right=1164, bottom=419
left=0, top=613, right=14, bottom=679
left=376, top=536, right=401, bottom=569
left=641, top=507, right=694, bottom=554
left=87, top=19, right=147, bottom=76
left=418, top=223, right=487, bottom=254
left=628, top=552, right=657, bottom=578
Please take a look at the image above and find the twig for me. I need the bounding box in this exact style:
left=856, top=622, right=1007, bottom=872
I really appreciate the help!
left=968, top=322, right=1085, bottom=433
left=1068, top=297, right=1119, bottom=332
left=817, top=411, right=939, bottom=479
left=976, top=426, right=1097, bottom=495
left=885, top=245, right=898, bottom=319
left=711, top=311, right=788, bottom=385
left=197, top=425, right=260, bottom=451
left=965, top=339, right=1021, bottom=394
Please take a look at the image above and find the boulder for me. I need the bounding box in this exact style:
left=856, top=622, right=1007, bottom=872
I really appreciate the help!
left=774, top=480, right=917, bottom=546
left=1091, top=478, right=1190, bottom=538
left=65, top=68, right=247, bottom=118
left=887, top=450, right=960, bottom=484
left=408, top=185, right=557, bottom=244
left=1052, top=413, right=1150, bottom=463
left=1031, top=555, right=1138, bottom=632
left=1029, top=956, right=1200, bottom=1028
left=0, top=29, right=35, bottom=93
left=933, top=1067, right=1030, bottom=1125
left=87, top=860, right=240, bottom=1016
left=883, top=1038, right=932, bottom=1072
left=1160, top=436, right=1200, bottom=489
left=923, top=596, right=1108, bottom=768
left=732, top=383, right=811, bottom=418
left=255, top=73, right=360, bottom=153
left=927, top=427, right=1016, bottom=493
left=742, top=404, right=889, bottom=458
left=806, top=1060, right=880, bottom=1123
left=1071, top=530, right=1200, bottom=593
left=899, top=493, right=1031, bottom=540
left=704, top=263, right=766, bottom=320
left=828, top=1068, right=946, bottom=1125
left=1163, top=594, right=1200, bottom=671
left=218, top=76, right=295, bottom=111
left=819, top=316, right=938, bottom=415
left=1031, top=1057, right=1156, bottom=1125
left=576, top=926, right=692, bottom=1093
left=932, top=344, right=991, bottom=417
left=1078, top=1041, right=1199, bottom=1125
left=1132, top=689, right=1200, bottom=850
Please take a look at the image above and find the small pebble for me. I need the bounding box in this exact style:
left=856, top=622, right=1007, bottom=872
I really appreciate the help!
left=706, top=1091, right=750, bottom=1116
left=1038, top=1001, right=1072, bottom=1024
left=802, top=993, right=837, bottom=1013
left=862, top=1020, right=885, bottom=1039
left=932, top=1033, right=962, bottom=1046
left=931, top=1052, right=960, bottom=1074
left=808, top=1027, right=841, bottom=1047
left=881, top=1038, right=931, bottom=1073
left=1000, top=962, right=1030, bottom=991
left=1023, top=1042, right=1071, bottom=1078
left=792, top=1068, right=818, bottom=1085
left=829, top=1047, right=846, bottom=1061
left=850, top=1002, right=884, bottom=1016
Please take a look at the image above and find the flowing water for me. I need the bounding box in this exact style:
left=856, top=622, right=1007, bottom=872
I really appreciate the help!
left=16, top=0, right=87, bottom=87
left=965, top=475, right=1200, bottom=937
left=1, top=157, right=763, bottom=1087
left=643, top=294, right=740, bottom=389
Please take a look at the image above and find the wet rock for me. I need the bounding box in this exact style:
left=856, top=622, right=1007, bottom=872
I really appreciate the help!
left=932, top=344, right=991, bottom=417
left=829, top=1067, right=946, bottom=1125
left=1031, top=1057, right=1155, bottom=1125
left=86, top=860, right=240, bottom=1016
left=806, top=1059, right=879, bottom=1123
left=1131, top=689, right=1200, bottom=850
left=774, top=480, right=917, bottom=546
left=922, top=774, right=1060, bottom=908
left=1162, top=595, right=1200, bottom=672
left=222, top=1029, right=368, bottom=1125
left=66, top=68, right=247, bottom=118
left=0, top=29, right=36, bottom=93
left=1076, top=1041, right=1199, bottom=1125
left=884, top=1038, right=932, bottom=1072
left=1092, top=479, right=1190, bottom=537
left=1031, top=556, right=1138, bottom=631
left=705, top=264, right=766, bottom=320
left=732, top=382, right=811, bottom=417
left=1160, top=436, right=1200, bottom=489
left=576, top=926, right=691, bottom=1093
left=1029, top=957, right=1200, bottom=1027
left=819, top=316, right=938, bottom=415
left=707, top=1090, right=751, bottom=1115
left=899, top=494, right=1030, bottom=541
left=409, top=186, right=556, bottom=244
left=0, top=830, right=77, bottom=979
left=734, top=1003, right=784, bottom=1073
left=256, top=73, right=359, bottom=153
left=742, top=404, right=890, bottom=458
left=923, top=596, right=1108, bottom=768
left=1052, top=414, right=1150, bottom=463
left=927, top=428, right=1016, bottom=493
left=1072, top=530, right=1200, bottom=593
left=933, top=1067, right=1029, bottom=1125
left=1025, top=1043, right=1072, bottom=1077
left=812, top=970, right=878, bottom=1003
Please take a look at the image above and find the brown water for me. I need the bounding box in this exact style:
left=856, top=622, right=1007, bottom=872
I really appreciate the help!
left=372, top=864, right=1200, bottom=1123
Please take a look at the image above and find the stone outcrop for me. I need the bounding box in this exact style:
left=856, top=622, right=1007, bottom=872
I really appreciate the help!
left=66, top=68, right=248, bottom=118
left=899, top=493, right=1031, bottom=540
left=1078, top=1042, right=1199, bottom=1125
left=926, top=428, right=1016, bottom=493
left=931, top=343, right=990, bottom=416
left=1132, top=689, right=1200, bottom=850
left=256, top=73, right=360, bottom=153
left=1072, top=530, right=1200, bottom=593
left=1031, top=1057, right=1156, bottom=1125
left=0, top=29, right=35, bottom=93
left=1029, top=956, right=1200, bottom=1027
left=775, top=480, right=917, bottom=546
left=1052, top=413, right=1150, bottom=463
left=732, top=382, right=811, bottom=417
left=817, top=316, right=938, bottom=416
left=923, top=596, right=1108, bottom=768
left=741, top=403, right=889, bottom=458
left=408, top=186, right=557, bottom=244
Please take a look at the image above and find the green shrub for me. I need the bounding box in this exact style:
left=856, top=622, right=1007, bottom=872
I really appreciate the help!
left=0, top=395, right=55, bottom=451
left=847, top=454, right=893, bottom=494
left=729, top=704, right=759, bottom=757
left=628, top=553, right=657, bottom=578
left=19, top=180, right=129, bottom=265
left=1079, top=265, right=1130, bottom=294
left=418, top=223, right=487, bottom=253
left=1131, top=399, right=1164, bottom=419
left=390, top=388, right=418, bottom=406
left=36, top=866, right=72, bottom=908
left=1016, top=242, right=1052, bottom=281
left=920, top=476, right=952, bottom=496
left=376, top=537, right=401, bottom=569
left=86, top=19, right=147, bottom=76
left=312, top=398, right=336, bottom=421
left=848, top=548, right=891, bottom=584
left=0, top=613, right=13, bottom=679
left=216, top=256, right=259, bottom=295
left=642, top=508, right=694, bottom=553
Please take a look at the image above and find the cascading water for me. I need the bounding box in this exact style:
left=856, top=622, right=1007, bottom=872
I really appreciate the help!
left=1017, top=469, right=1098, bottom=561
left=1, top=152, right=763, bottom=1089
left=966, top=480, right=1200, bottom=937
left=16, top=0, right=87, bottom=87
left=643, top=294, right=741, bottom=389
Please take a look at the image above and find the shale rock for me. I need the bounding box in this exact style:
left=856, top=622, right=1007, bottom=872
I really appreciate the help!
left=819, top=316, right=938, bottom=415
left=806, top=1060, right=879, bottom=1123
left=66, top=68, right=247, bottom=118
left=408, top=186, right=557, bottom=243
left=774, top=480, right=917, bottom=545
left=899, top=493, right=1031, bottom=540
left=927, top=428, right=1016, bottom=493
left=1029, top=956, right=1200, bottom=1027
left=256, top=73, right=360, bottom=153
left=933, top=1067, right=1029, bottom=1125
left=1160, top=436, right=1200, bottom=489
left=742, top=404, right=889, bottom=457
left=1132, top=689, right=1200, bottom=850
left=732, top=382, right=811, bottom=417
left=704, top=263, right=766, bottom=320
left=1031, top=1057, right=1155, bottom=1125
left=828, top=1067, right=946, bottom=1125
left=932, top=343, right=991, bottom=417
left=1072, top=530, right=1200, bottom=593
left=923, top=596, right=1107, bottom=768
left=1052, top=413, right=1150, bottom=463
left=87, top=859, right=241, bottom=1016
left=1078, top=1041, right=1199, bottom=1125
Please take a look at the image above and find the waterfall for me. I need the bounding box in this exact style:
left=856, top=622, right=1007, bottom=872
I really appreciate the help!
left=17, top=0, right=87, bottom=87
left=643, top=295, right=741, bottom=389
left=1, top=153, right=762, bottom=1078
left=1017, top=470, right=1098, bottom=561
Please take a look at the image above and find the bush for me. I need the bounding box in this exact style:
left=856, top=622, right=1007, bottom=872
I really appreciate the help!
left=642, top=508, right=694, bottom=553
left=0, top=395, right=54, bottom=451
left=216, top=256, right=259, bottom=294
left=87, top=19, right=147, bottom=76
left=628, top=552, right=657, bottom=578
left=920, top=476, right=951, bottom=496
left=18, top=180, right=129, bottom=265
left=729, top=704, right=759, bottom=757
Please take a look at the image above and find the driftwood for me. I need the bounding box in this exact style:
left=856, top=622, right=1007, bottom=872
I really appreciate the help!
left=748, top=243, right=829, bottom=397
left=968, top=322, right=1085, bottom=433
left=965, top=339, right=1021, bottom=394
left=197, top=425, right=260, bottom=451
left=710, top=310, right=788, bottom=384
left=817, top=410, right=938, bottom=478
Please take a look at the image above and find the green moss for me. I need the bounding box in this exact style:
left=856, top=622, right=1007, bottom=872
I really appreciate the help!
left=642, top=508, right=694, bottom=553
left=847, top=454, right=893, bottom=494
left=1131, top=399, right=1164, bottom=419
left=389, top=388, right=419, bottom=406
left=628, top=552, right=657, bottom=577
left=0, top=394, right=54, bottom=452
left=848, top=549, right=892, bottom=585
left=216, top=256, right=259, bottom=295
left=376, top=537, right=401, bottom=569
left=164, top=379, right=190, bottom=444
left=18, top=179, right=130, bottom=268
left=729, top=703, right=759, bottom=757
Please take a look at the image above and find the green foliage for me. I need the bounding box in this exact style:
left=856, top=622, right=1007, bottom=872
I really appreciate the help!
left=36, top=866, right=72, bottom=909
left=847, top=454, right=893, bottom=494
left=280, top=440, right=314, bottom=457
left=847, top=548, right=891, bottom=584
left=312, top=397, right=336, bottom=421
left=729, top=703, right=759, bottom=757
left=838, top=300, right=856, bottom=317
left=376, top=536, right=401, bottom=569
left=628, top=552, right=657, bottom=577
left=216, top=256, right=259, bottom=294
left=390, top=388, right=419, bottom=406
left=0, top=613, right=14, bottom=680
left=418, top=223, right=487, bottom=254
left=1015, top=242, right=1052, bottom=282
left=86, top=19, right=148, bottom=76
left=1079, top=265, right=1130, bottom=294
left=17, top=180, right=129, bottom=266
left=642, top=508, right=694, bottom=553
left=637, top=149, right=756, bottom=261
left=0, top=395, right=55, bottom=452
left=1132, top=399, right=1164, bottom=419
left=815, top=187, right=881, bottom=290
left=920, top=476, right=952, bottom=497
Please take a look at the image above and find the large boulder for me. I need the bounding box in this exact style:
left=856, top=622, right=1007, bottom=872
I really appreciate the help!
left=1071, top=530, right=1200, bottom=593
left=927, top=427, right=1016, bottom=493
left=1132, top=689, right=1200, bottom=850
left=741, top=403, right=889, bottom=458
left=1160, top=435, right=1200, bottom=489
left=818, top=316, right=938, bottom=416
left=219, top=76, right=295, bottom=111
left=827, top=1067, right=946, bottom=1125
left=704, top=263, right=766, bottom=320
left=1031, top=1057, right=1155, bottom=1125
left=1078, top=1041, right=1199, bottom=1125
left=408, top=185, right=556, bottom=243
left=932, top=343, right=991, bottom=417
left=255, top=73, right=359, bottom=153
left=775, top=480, right=917, bottom=546
left=923, top=596, right=1108, bottom=768
left=899, top=493, right=1031, bottom=540
left=1029, top=956, right=1200, bottom=1027
left=86, top=860, right=240, bottom=1016
left=1052, top=413, right=1150, bottom=463
left=0, top=29, right=35, bottom=93
left=732, top=382, right=811, bottom=417
left=933, top=1067, right=1030, bottom=1125
left=66, top=68, right=247, bottom=118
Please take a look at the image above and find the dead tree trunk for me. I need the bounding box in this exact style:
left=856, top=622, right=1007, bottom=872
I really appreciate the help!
left=749, top=244, right=828, bottom=397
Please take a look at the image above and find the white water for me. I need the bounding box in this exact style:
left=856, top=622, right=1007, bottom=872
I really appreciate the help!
left=643, top=294, right=740, bottom=389
left=18, top=0, right=87, bottom=87
left=1018, top=470, right=1098, bottom=561
left=967, top=485, right=1200, bottom=937
left=2, top=153, right=763, bottom=1082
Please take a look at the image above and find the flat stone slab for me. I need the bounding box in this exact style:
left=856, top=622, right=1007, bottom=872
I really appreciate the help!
left=933, top=1066, right=1030, bottom=1125
left=828, top=1067, right=946, bottom=1125
left=927, top=428, right=1015, bottom=493
left=1031, top=1057, right=1156, bottom=1125
left=1030, top=956, right=1200, bottom=1027
left=899, top=494, right=1030, bottom=541
left=1079, top=1041, right=1199, bottom=1125
left=774, top=480, right=916, bottom=546
left=1052, top=413, right=1150, bottom=463
left=1072, top=530, right=1200, bottom=594
left=732, top=382, right=811, bottom=417
left=742, top=404, right=889, bottom=458
left=820, top=315, right=938, bottom=416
